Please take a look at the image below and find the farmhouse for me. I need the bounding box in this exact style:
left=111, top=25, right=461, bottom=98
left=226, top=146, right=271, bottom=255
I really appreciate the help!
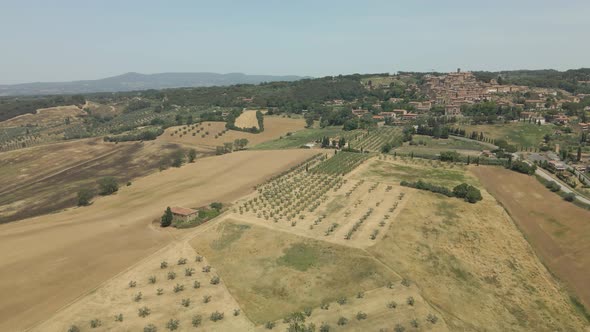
left=352, top=109, right=369, bottom=118
left=171, top=206, right=198, bottom=222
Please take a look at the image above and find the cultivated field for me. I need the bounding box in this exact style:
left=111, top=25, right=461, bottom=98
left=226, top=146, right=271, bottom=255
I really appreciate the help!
left=10, top=151, right=589, bottom=332
left=159, top=116, right=305, bottom=151
left=0, top=149, right=317, bottom=331
left=235, top=109, right=259, bottom=129
left=472, top=166, right=590, bottom=311
left=0, top=105, right=85, bottom=128
left=0, top=139, right=185, bottom=223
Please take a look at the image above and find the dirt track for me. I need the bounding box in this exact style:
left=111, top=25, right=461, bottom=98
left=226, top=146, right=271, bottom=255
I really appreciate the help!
left=472, top=166, right=590, bottom=309
left=0, top=149, right=316, bottom=331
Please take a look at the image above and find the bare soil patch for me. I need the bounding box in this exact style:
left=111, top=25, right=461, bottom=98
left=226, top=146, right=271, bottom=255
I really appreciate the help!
left=0, top=139, right=184, bottom=223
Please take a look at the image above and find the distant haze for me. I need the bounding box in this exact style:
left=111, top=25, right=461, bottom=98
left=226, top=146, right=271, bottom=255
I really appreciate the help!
left=0, top=72, right=305, bottom=96
left=1, top=1, right=589, bottom=84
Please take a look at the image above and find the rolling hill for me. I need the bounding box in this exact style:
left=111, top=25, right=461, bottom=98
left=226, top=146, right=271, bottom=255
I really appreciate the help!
left=0, top=72, right=306, bottom=96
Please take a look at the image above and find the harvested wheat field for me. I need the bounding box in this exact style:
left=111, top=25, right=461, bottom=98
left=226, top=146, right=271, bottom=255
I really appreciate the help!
left=159, top=116, right=305, bottom=151
left=0, top=105, right=86, bottom=128
left=234, top=109, right=259, bottom=129
left=0, top=149, right=317, bottom=331
left=472, top=166, right=590, bottom=310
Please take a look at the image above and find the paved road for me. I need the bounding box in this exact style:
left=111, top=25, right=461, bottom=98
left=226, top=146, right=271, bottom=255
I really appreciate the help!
left=534, top=166, right=590, bottom=205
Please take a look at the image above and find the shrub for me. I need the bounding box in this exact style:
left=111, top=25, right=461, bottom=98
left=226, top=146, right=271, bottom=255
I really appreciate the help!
left=202, top=265, right=211, bottom=272
left=210, top=311, right=224, bottom=322
left=210, top=202, right=223, bottom=211
left=114, top=313, right=123, bottom=322
left=68, top=325, right=80, bottom=332
left=185, top=268, right=195, bottom=276
left=188, top=149, right=197, bottom=162
left=203, top=295, right=212, bottom=303
left=148, top=276, right=156, bottom=284
left=77, top=188, right=95, bottom=206
left=303, top=307, right=312, bottom=317
left=90, top=319, right=102, bottom=328
left=138, top=306, right=151, bottom=317
left=387, top=301, right=398, bottom=309
left=320, top=302, right=330, bottom=310
left=356, top=311, right=367, bottom=320
left=427, top=313, right=439, bottom=324
left=465, top=186, right=483, bottom=203
left=510, top=160, right=536, bottom=175
left=407, top=296, right=415, bottom=306
left=265, top=321, right=276, bottom=329
left=401, top=278, right=411, bottom=287
left=337, top=317, right=349, bottom=326
left=173, top=284, right=184, bottom=293
left=193, top=281, right=201, bottom=289
left=195, top=255, right=203, bottom=262
left=97, top=176, right=119, bottom=195
left=546, top=181, right=561, bottom=192
left=210, top=275, right=220, bottom=284
left=166, top=319, right=179, bottom=331
left=181, top=298, right=191, bottom=307
left=357, top=291, right=365, bottom=298
left=157, top=288, right=164, bottom=295
left=411, top=319, right=419, bottom=328
left=233, top=308, right=241, bottom=316
left=134, top=292, right=143, bottom=302
left=177, top=257, right=187, bottom=265
left=161, top=207, right=173, bottom=227
left=320, top=322, right=331, bottom=332
left=564, top=193, right=576, bottom=202
left=337, top=296, right=347, bottom=305
left=394, top=324, right=405, bottom=332
left=160, top=261, right=168, bottom=269
left=192, top=315, right=203, bottom=327
left=144, top=324, right=157, bottom=332
left=167, top=271, right=176, bottom=280
left=129, top=280, right=137, bottom=288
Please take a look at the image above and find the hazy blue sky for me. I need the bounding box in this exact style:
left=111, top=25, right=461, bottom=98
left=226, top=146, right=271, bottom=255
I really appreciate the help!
left=1, top=0, right=589, bottom=84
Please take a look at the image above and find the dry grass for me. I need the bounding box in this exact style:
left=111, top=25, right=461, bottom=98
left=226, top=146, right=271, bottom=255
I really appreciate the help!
left=369, top=186, right=588, bottom=331
left=0, top=105, right=85, bottom=128
left=235, top=110, right=259, bottom=129
left=472, top=166, right=590, bottom=311
left=0, top=149, right=317, bottom=331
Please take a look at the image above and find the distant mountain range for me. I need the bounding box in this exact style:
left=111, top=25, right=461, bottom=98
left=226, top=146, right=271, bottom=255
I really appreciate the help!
left=0, top=72, right=306, bottom=96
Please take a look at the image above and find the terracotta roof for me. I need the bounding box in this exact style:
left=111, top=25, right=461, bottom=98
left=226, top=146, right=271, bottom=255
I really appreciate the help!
left=171, top=206, right=198, bottom=216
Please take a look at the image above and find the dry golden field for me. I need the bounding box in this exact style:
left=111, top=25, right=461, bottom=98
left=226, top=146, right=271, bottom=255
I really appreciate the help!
left=472, top=166, right=590, bottom=311
left=0, top=149, right=317, bottom=331
left=234, top=109, right=260, bottom=129
left=0, top=105, right=85, bottom=128
left=27, top=154, right=589, bottom=332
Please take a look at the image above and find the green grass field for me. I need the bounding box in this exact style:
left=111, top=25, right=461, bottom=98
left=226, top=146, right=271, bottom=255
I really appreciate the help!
left=357, top=159, right=477, bottom=187
left=396, top=135, right=488, bottom=156
left=461, top=123, right=554, bottom=147
left=251, top=126, right=347, bottom=150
